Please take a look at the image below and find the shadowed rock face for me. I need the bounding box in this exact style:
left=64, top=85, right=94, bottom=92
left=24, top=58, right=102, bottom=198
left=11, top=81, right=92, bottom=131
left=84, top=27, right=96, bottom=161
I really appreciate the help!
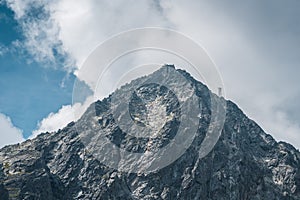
left=0, top=66, right=300, bottom=200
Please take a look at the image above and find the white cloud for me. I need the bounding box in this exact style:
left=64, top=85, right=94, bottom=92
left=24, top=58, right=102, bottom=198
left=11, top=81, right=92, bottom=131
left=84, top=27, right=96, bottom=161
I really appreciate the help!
left=0, top=113, right=24, bottom=148
left=0, top=45, right=6, bottom=56
left=31, top=96, right=93, bottom=138
left=50, top=0, right=171, bottom=68
left=5, top=0, right=169, bottom=70
left=261, top=110, right=300, bottom=147
left=5, top=0, right=75, bottom=71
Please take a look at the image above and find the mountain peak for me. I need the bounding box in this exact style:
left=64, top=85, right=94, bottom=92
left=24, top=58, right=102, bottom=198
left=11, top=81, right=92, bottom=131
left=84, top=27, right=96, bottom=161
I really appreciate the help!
left=1, top=66, right=300, bottom=199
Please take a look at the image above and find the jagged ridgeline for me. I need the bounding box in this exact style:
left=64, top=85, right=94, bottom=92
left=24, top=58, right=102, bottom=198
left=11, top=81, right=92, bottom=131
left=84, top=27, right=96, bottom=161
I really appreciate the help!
left=0, top=66, right=300, bottom=199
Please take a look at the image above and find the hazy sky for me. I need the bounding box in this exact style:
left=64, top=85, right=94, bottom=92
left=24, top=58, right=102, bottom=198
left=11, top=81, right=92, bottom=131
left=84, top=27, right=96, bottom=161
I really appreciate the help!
left=0, top=0, right=299, bottom=149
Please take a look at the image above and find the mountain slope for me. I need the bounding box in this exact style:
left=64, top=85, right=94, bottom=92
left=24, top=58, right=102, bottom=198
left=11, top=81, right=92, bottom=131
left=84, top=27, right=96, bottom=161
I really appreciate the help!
left=0, top=65, right=300, bottom=200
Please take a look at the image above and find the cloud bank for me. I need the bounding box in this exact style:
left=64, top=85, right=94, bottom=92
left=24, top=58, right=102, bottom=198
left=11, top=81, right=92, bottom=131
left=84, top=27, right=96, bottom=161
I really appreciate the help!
left=0, top=113, right=24, bottom=148
left=32, top=96, right=93, bottom=138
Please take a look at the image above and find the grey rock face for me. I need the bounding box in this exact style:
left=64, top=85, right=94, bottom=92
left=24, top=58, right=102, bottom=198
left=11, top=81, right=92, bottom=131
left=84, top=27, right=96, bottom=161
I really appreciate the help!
left=0, top=65, right=300, bottom=199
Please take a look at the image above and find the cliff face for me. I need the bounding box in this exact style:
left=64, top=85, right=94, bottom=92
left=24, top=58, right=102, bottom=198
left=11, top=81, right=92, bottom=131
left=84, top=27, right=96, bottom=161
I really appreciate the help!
left=0, top=66, right=300, bottom=200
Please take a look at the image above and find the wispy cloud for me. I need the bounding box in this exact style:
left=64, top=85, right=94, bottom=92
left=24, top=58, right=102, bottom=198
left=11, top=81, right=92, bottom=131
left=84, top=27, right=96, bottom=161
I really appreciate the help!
left=5, top=0, right=75, bottom=71
left=0, top=44, right=8, bottom=56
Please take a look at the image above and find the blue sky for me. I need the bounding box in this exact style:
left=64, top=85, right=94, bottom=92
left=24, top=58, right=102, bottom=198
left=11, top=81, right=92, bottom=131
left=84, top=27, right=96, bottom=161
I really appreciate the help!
left=0, top=2, right=75, bottom=139
left=0, top=0, right=299, bottom=149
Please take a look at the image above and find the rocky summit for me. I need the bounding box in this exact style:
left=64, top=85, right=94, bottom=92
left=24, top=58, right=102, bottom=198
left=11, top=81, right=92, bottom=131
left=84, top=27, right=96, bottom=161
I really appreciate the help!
left=0, top=65, right=300, bottom=200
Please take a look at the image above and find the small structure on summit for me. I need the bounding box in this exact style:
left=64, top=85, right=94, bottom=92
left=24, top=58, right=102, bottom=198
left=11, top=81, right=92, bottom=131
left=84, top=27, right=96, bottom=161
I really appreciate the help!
left=218, top=87, right=222, bottom=97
